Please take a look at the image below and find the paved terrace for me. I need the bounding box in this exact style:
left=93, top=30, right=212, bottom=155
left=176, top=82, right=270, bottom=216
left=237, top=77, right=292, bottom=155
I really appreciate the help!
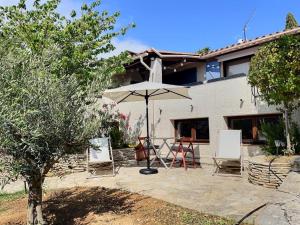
left=3, top=167, right=300, bottom=225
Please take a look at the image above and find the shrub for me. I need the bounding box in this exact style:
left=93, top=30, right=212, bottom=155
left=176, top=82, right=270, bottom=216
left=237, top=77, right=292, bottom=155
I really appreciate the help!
left=290, top=122, right=300, bottom=154
left=261, top=120, right=286, bottom=155
left=261, top=120, right=300, bottom=155
left=110, top=126, right=122, bottom=149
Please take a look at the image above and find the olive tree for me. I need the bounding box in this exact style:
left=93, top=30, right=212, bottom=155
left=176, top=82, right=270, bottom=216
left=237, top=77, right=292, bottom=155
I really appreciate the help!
left=248, top=35, right=300, bottom=153
left=0, top=0, right=132, bottom=224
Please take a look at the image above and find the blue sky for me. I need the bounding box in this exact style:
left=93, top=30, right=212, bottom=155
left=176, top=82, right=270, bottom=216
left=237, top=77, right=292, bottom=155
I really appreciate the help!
left=99, top=0, right=300, bottom=53
left=1, top=0, right=299, bottom=54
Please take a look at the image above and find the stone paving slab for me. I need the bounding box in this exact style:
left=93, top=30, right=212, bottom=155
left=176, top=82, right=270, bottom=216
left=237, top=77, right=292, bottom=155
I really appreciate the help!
left=255, top=172, right=300, bottom=225
left=2, top=167, right=300, bottom=224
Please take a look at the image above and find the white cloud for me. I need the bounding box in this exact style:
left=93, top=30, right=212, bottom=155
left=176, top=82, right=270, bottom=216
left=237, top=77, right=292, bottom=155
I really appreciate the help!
left=101, top=38, right=150, bottom=58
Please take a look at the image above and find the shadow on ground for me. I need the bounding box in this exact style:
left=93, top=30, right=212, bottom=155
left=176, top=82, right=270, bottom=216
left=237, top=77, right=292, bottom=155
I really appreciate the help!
left=43, top=187, right=146, bottom=225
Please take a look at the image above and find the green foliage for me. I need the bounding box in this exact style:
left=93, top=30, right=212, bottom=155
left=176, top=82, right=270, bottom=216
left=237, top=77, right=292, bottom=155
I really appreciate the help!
left=95, top=103, right=125, bottom=148
left=0, top=0, right=133, bottom=87
left=285, top=12, right=298, bottom=29
left=290, top=122, right=300, bottom=154
left=197, top=47, right=211, bottom=55
left=100, top=107, right=143, bottom=149
left=0, top=47, right=101, bottom=179
left=110, top=126, right=123, bottom=149
left=261, top=120, right=300, bottom=155
left=261, top=121, right=286, bottom=155
left=0, top=191, right=26, bottom=202
left=0, top=0, right=133, bottom=178
left=248, top=35, right=300, bottom=111
left=0, top=1, right=133, bottom=222
left=248, top=33, right=300, bottom=153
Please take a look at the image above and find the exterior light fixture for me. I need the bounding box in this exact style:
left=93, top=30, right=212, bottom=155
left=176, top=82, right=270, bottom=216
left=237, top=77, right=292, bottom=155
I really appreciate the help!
left=159, top=108, right=162, bottom=114
left=174, top=69, right=177, bottom=72
left=240, top=99, right=244, bottom=108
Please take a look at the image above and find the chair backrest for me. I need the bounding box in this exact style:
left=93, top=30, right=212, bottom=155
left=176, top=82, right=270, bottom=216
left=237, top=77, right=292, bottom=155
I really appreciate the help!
left=89, top=137, right=112, bottom=163
left=216, top=130, right=241, bottom=159
left=138, top=136, right=147, bottom=147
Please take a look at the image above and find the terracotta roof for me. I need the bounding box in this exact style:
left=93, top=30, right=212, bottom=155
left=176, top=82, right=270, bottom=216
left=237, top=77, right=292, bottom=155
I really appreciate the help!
left=130, top=49, right=199, bottom=57
left=130, top=27, right=300, bottom=60
left=200, top=26, right=300, bottom=59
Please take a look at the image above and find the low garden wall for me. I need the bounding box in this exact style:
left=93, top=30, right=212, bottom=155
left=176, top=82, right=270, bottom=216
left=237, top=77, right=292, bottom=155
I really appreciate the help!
left=49, top=148, right=135, bottom=176
left=248, top=156, right=300, bottom=189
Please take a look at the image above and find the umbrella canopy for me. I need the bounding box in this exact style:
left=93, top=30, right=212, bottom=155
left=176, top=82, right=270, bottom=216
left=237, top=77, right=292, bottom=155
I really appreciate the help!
left=103, top=81, right=191, bottom=175
left=103, top=81, right=191, bottom=103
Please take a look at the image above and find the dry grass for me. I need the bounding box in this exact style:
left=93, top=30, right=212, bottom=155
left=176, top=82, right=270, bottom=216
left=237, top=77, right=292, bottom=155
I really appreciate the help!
left=0, top=187, right=250, bottom=225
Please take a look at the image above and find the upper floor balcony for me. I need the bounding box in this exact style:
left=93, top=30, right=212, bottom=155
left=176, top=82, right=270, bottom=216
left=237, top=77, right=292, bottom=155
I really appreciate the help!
left=115, top=48, right=253, bottom=88
left=113, top=27, right=300, bottom=88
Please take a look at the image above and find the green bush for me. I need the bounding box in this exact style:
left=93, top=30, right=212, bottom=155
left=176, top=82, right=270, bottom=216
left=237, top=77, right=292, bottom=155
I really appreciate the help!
left=109, top=124, right=129, bottom=149
left=110, top=126, right=122, bottom=149
left=290, top=122, right=300, bottom=154
left=261, top=120, right=300, bottom=155
left=261, top=120, right=286, bottom=155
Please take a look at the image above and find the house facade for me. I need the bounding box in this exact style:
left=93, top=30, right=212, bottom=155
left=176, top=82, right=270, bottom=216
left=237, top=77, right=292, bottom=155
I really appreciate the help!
left=108, top=27, right=300, bottom=164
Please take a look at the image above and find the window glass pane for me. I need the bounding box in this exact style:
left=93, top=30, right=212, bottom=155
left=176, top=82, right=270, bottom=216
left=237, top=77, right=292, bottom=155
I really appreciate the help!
left=175, top=118, right=209, bottom=142
left=225, top=57, right=250, bottom=77
left=163, top=68, right=197, bottom=85
left=195, top=119, right=209, bottom=140
left=205, top=61, right=220, bottom=80
left=176, top=121, right=192, bottom=138
left=231, top=118, right=253, bottom=140
left=228, top=114, right=282, bottom=144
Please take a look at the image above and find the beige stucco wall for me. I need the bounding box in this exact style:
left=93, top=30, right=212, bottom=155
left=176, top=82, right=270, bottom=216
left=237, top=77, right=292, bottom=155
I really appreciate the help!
left=105, top=76, right=300, bottom=165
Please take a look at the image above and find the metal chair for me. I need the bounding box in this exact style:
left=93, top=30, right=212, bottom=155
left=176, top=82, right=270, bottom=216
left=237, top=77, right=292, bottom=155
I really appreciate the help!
left=170, top=137, right=196, bottom=170
left=135, top=137, right=160, bottom=165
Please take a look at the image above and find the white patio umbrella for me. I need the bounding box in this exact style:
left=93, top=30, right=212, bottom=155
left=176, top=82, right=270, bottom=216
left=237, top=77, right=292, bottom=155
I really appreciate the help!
left=103, top=81, right=191, bottom=175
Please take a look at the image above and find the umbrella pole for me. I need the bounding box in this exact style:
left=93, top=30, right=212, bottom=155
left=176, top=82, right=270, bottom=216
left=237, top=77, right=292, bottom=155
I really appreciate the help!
left=139, top=90, right=158, bottom=175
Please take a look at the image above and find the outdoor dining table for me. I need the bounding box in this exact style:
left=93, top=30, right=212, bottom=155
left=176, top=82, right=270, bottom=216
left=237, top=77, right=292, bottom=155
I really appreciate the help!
left=149, top=137, right=176, bottom=168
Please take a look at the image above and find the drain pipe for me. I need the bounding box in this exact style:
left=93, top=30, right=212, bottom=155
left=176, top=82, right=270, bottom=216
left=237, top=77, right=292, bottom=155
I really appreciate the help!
left=132, top=52, right=151, bottom=71
left=151, top=48, right=201, bottom=59
left=139, top=56, right=151, bottom=71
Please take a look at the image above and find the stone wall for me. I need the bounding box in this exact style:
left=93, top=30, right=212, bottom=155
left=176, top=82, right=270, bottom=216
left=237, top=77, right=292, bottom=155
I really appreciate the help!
left=248, top=156, right=300, bottom=189
left=49, top=148, right=136, bottom=176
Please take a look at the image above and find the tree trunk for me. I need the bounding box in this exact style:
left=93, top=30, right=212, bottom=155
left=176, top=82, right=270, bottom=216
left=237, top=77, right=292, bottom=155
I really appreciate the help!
left=284, top=108, right=292, bottom=154
left=27, top=177, right=45, bottom=225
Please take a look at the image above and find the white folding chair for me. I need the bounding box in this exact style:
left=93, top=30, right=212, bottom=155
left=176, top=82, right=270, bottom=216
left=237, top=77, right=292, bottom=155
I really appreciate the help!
left=213, top=130, right=243, bottom=176
left=87, top=137, right=115, bottom=177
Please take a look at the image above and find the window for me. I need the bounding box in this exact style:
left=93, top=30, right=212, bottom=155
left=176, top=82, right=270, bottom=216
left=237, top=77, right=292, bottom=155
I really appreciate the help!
left=205, top=61, right=221, bottom=80
left=163, top=68, right=197, bottom=85
left=174, top=118, right=209, bottom=143
left=224, top=56, right=251, bottom=77
left=228, top=114, right=282, bottom=144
